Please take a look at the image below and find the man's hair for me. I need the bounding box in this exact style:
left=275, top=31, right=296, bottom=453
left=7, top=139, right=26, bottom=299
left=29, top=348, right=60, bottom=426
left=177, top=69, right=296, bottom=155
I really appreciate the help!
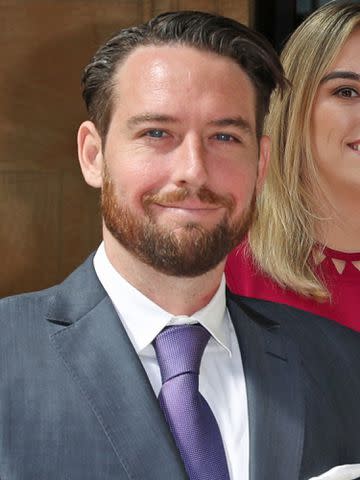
left=81, top=10, right=286, bottom=140
left=249, top=1, right=360, bottom=301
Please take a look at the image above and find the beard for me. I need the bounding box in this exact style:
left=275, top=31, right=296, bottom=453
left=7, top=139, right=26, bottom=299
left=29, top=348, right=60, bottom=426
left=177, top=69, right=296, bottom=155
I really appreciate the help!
left=101, top=170, right=255, bottom=277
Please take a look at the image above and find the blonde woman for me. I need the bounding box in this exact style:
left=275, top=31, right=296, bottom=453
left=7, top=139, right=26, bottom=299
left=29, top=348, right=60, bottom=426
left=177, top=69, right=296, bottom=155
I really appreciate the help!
left=226, top=0, right=360, bottom=330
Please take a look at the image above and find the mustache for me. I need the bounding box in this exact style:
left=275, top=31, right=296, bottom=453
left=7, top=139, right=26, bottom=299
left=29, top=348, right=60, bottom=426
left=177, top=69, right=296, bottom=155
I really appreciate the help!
left=143, top=186, right=235, bottom=214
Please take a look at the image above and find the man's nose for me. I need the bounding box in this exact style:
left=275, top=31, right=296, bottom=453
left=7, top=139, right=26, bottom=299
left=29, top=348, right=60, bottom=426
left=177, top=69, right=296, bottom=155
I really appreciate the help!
left=171, top=134, right=209, bottom=188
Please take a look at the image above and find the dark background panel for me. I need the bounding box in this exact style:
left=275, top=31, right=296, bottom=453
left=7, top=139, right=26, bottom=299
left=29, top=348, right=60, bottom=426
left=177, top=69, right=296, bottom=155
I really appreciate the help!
left=254, top=0, right=337, bottom=52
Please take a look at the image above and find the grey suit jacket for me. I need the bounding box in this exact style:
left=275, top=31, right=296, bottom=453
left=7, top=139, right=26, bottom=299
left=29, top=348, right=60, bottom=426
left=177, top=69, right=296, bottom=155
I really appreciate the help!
left=1, top=254, right=360, bottom=480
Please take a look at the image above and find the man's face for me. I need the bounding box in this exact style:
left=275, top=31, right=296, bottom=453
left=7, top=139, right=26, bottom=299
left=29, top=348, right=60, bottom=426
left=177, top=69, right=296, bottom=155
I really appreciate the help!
left=79, top=45, right=269, bottom=277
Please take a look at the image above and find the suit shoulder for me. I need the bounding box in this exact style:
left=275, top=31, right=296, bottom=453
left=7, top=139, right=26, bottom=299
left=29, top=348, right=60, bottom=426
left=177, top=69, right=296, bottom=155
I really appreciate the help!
left=0, top=253, right=96, bottom=319
left=227, top=291, right=360, bottom=397
left=227, top=290, right=321, bottom=323
left=228, top=291, right=360, bottom=344
left=0, top=286, right=56, bottom=320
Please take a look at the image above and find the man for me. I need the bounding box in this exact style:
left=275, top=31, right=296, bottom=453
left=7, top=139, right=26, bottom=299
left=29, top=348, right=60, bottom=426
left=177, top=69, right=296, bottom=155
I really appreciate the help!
left=1, top=11, right=360, bottom=480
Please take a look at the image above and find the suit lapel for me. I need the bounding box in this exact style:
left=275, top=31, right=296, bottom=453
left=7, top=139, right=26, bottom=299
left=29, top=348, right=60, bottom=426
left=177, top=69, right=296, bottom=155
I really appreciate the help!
left=47, top=256, right=187, bottom=480
left=228, top=294, right=305, bottom=480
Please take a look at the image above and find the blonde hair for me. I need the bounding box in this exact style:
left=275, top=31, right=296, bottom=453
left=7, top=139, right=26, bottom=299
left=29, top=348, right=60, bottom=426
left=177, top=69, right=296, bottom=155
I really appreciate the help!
left=249, top=1, right=360, bottom=301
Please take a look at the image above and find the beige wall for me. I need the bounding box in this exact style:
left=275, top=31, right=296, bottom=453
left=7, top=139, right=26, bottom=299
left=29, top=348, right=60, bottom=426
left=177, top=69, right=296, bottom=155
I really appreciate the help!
left=0, top=0, right=251, bottom=297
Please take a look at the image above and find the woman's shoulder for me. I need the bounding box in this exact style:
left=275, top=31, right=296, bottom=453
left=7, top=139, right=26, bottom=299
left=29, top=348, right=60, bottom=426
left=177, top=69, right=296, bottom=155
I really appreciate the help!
left=225, top=242, right=360, bottom=330
left=225, top=240, right=326, bottom=318
left=225, top=239, right=277, bottom=296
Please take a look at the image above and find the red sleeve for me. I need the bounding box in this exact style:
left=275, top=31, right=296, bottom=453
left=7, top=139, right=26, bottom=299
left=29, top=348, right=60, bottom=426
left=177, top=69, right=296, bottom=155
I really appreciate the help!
left=225, top=241, right=350, bottom=328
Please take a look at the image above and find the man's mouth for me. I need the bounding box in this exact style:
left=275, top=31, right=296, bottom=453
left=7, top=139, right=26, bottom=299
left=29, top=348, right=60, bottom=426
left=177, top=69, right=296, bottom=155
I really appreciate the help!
left=155, top=201, right=222, bottom=211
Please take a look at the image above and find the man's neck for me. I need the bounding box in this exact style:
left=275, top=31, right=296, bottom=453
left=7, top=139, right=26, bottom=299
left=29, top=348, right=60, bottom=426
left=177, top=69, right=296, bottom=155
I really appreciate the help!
left=103, top=234, right=225, bottom=316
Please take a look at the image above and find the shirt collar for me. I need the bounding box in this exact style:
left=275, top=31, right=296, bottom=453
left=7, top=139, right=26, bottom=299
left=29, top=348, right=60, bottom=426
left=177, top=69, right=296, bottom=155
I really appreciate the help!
left=93, top=242, right=231, bottom=356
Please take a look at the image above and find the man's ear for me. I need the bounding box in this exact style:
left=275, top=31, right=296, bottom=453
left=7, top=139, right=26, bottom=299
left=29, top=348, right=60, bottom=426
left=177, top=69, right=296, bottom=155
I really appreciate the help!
left=77, top=121, right=104, bottom=188
left=256, top=135, right=271, bottom=193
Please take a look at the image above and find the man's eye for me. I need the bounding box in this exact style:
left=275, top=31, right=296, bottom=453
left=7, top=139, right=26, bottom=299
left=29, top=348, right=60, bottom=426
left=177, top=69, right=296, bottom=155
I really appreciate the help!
left=145, top=129, right=167, bottom=138
left=335, top=87, right=359, bottom=98
left=214, top=133, right=237, bottom=142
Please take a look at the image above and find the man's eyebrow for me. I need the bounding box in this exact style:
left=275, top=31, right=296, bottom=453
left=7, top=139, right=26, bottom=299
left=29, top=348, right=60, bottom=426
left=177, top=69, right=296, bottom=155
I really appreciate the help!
left=208, top=117, right=253, bottom=134
left=320, top=71, right=360, bottom=84
left=127, top=113, right=179, bottom=129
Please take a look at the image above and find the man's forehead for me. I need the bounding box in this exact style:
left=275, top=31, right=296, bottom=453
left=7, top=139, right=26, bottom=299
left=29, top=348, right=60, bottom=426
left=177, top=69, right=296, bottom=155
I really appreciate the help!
left=108, top=43, right=258, bottom=134
left=112, top=43, right=247, bottom=84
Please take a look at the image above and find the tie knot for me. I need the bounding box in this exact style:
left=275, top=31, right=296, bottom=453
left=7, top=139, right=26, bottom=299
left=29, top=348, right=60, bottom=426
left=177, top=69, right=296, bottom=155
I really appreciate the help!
left=153, top=324, right=210, bottom=384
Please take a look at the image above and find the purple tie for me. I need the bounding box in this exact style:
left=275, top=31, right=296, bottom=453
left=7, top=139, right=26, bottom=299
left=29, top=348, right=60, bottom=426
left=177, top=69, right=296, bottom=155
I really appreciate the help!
left=153, top=324, right=230, bottom=480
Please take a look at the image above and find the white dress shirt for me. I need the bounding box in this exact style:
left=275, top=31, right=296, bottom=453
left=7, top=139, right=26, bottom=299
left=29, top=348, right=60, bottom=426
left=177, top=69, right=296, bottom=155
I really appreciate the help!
left=94, top=242, right=249, bottom=480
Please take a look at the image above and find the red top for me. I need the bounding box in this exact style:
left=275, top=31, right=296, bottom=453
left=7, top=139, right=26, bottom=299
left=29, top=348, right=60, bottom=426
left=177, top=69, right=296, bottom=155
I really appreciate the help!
left=225, top=240, right=360, bottom=332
